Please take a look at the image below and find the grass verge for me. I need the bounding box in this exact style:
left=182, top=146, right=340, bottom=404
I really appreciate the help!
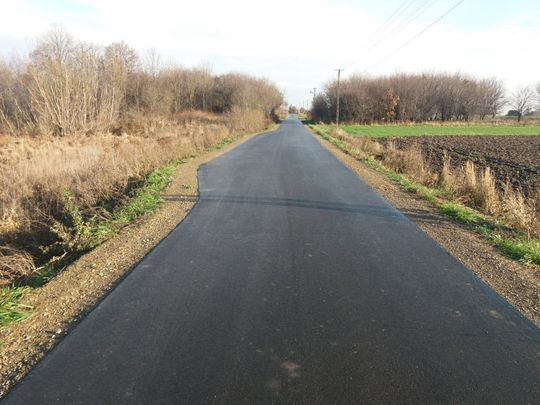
left=310, top=125, right=540, bottom=266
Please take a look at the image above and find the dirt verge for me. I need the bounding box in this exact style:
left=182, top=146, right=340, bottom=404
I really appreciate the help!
left=309, top=127, right=540, bottom=328
left=0, top=128, right=271, bottom=397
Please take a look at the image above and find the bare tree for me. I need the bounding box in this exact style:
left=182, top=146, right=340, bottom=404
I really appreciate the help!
left=0, top=29, right=283, bottom=136
left=509, top=86, right=535, bottom=123
left=312, top=72, right=528, bottom=124
left=477, top=78, right=505, bottom=119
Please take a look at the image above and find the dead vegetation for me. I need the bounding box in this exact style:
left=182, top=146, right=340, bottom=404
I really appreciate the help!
left=327, top=129, right=539, bottom=240
left=0, top=28, right=282, bottom=286
left=0, top=109, right=269, bottom=286
left=0, top=247, right=36, bottom=287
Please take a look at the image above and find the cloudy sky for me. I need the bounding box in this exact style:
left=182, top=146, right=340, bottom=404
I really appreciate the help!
left=1, top=0, right=539, bottom=106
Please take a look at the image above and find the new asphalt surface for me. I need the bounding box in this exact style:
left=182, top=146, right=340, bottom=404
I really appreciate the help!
left=4, top=116, right=540, bottom=404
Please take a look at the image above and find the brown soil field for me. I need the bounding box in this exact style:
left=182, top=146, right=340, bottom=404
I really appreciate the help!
left=379, top=136, right=540, bottom=196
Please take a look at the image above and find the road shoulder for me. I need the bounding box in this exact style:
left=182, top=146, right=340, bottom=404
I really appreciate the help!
left=308, top=126, right=540, bottom=328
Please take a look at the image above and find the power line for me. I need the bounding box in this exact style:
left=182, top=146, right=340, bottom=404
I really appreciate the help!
left=369, top=0, right=421, bottom=45
left=365, top=0, right=431, bottom=53
left=371, top=0, right=440, bottom=50
left=367, top=0, right=412, bottom=42
left=363, top=0, right=465, bottom=72
left=343, top=0, right=427, bottom=72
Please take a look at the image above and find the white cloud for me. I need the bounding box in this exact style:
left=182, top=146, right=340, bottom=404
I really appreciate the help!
left=348, top=21, right=540, bottom=94
left=66, top=0, right=378, bottom=60
left=0, top=0, right=49, bottom=39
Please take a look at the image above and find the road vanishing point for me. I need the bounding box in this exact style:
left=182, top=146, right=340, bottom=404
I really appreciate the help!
left=4, top=116, right=540, bottom=404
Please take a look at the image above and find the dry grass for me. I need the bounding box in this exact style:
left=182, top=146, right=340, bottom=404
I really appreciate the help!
left=0, top=247, right=35, bottom=286
left=382, top=142, right=435, bottom=184
left=501, top=185, right=540, bottom=241
left=0, top=109, right=268, bottom=285
left=322, top=127, right=539, bottom=240
left=439, top=160, right=539, bottom=239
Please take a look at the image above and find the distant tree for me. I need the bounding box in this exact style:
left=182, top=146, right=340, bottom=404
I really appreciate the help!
left=383, top=89, right=399, bottom=121
left=289, top=105, right=298, bottom=114
left=477, top=78, right=505, bottom=119
left=311, top=94, right=329, bottom=122
left=509, top=86, right=535, bottom=122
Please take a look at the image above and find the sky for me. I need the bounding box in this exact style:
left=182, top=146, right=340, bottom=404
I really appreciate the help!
left=1, top=0, right=539, bottom=106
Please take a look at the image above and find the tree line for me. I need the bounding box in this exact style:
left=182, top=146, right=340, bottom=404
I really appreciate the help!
left=0, top=28, right=283, bottom=136
left=311, top=72, right=539, bottom=123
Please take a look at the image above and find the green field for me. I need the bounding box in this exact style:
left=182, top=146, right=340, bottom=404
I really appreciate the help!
left=314, top=124, right=540, bottom=137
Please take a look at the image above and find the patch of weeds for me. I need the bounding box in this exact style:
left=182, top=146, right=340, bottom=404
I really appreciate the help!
left=114, top=165, right=174, bottom=224
left=49, top=190, right=115, bottom=254
left=492, top=237, right=540, bottom=265
left=0, top=287, right=31, bottom=326
left=28, top=165, right=175, bottom=292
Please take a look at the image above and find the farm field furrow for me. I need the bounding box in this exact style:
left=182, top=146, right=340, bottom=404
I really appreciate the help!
left=377, top=135, right=540, bottom=196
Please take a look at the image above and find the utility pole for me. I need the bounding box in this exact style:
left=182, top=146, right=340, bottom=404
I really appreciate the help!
left=310, top=87, right=317, bottom=102
left=335, top=69, right=344, bottom=127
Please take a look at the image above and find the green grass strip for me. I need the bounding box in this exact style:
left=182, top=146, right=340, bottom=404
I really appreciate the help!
left=313, top=123, right=540, bottom=137
left=114, top=165, right=175, bottom=224
left=0, top=287, right=30, bottom=326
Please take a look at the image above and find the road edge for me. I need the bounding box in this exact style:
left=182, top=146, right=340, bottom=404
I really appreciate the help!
left=0, top=125, right=277, bottom=397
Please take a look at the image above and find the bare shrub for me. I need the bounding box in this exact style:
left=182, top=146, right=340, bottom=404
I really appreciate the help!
left=438, top=154, right=537, bottom=237
left=352, top=136, right=383, bottom=156
left=453, top=161, right=500, bottom=214
left=329, top=127, right=348, bottom=140
left=0, top=247, right=36, bottom=286
left=27, top=28, right=121, bottom=135
left=333, top=134, right=538, bottom=240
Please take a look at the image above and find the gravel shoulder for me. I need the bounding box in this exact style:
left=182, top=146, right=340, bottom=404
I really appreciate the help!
left=0, top=128, right=271, bottom=397
left=310, top=127, right=540, bottom=327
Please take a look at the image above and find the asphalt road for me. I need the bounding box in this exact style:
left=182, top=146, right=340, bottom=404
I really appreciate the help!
left=4, top=116, right=540, bottom=404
